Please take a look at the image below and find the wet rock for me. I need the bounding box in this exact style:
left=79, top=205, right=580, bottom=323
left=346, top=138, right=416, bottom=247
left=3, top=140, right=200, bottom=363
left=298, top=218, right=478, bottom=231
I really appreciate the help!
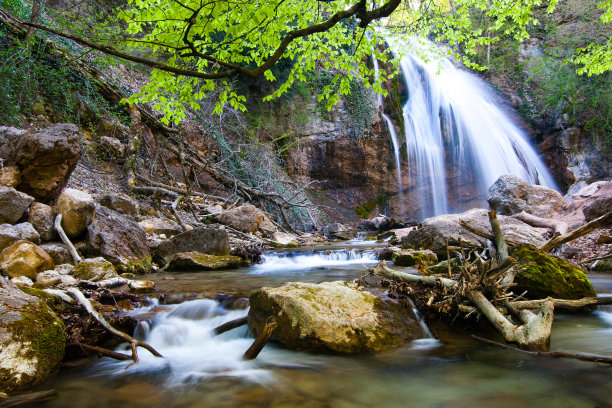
left=13, top=222, right=40, bottom=244
left=0, top=187, right=34, bottom=224
left=0, top=123, right=81, bottom=202
left=392, top=249, right=437, bottom=267
left=164, top=252, right=244, bottom=271
left=98, top=193, right=139, bottom=218
left=28, top=202, right=56, bottom=242
left=248, top=281, right=422, bottom=353
left=487, top=174, right=566, bottom=217
left=268, top=232, right=299, bottom=248
left=55, top=188, right=95, bottom=238
left=128, top=280, right=155, bottom=293
left=35, top=270, right=61, bottom=288
left=70, top=257, right=118, bottom=281
left=583, top=195, right=612, bottom=221
left=0, top=277, right=65, bottom=392
left=138, top=217, right=182, bottom=236
left=153, top=227, right=230, bottom=264
left=98, top=136, right=125, bottom=158
left=323, top=223, right=352, bottom=240
left=39, top=242, right=73, bottom=265
left=0, top=241, right=54, bottom=279
left=0, top=224, right=21, bottom=253
left=86, top=206, right=151, bottom=273
left=215, top=203, right=276, bottom=236
left=401, top=208, right=548, bottom=256
left=511, top=244, right=596, bottom=299
left=358, top=215, right=404, bottom=232
left=0, top=166, right=20, bottom=188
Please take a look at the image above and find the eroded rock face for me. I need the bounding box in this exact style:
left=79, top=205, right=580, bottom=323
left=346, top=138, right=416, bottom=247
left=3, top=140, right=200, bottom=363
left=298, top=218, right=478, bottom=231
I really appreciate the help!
left=487, top=174, right=566, bottom=217
left=163, top=252, right=244, bottom=271
left=55, top=188, right=96, bottom=238
left=0, top=241, right=54, bottom=279
left=0, top=187, right=34, bottom=224
left=0, top=166, right=20, bottom=188
left=248, top=281, right=421, bottom=353
left=0, top=124, right=81, bottom=202
left=215, top=203, right=276, bottom=236
left=153, top=227, right=230, bottom=264
left=86, top=206, right=151, bottom=273
left=0, top=277, right=65, bottom=392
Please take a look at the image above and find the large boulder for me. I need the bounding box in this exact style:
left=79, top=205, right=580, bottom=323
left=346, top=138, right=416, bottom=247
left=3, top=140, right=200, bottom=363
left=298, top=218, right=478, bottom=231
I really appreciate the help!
left=583, top=195, right=612, bottom=221
left=70, top=257, right=118, bottom=281
left=86, top=206, right=151, bottom=273
left=98, top=193, right=139, bottom=218
left=248, top=281, right=422, bottom=353
left=0, top=124, right=81, bottom=202
left=0, top=277, right=65, bottom=392
left=0, top=241, right=54, bottom=279
left=215, top=203, right=276, bottom=236
left=138, top=217, right=183, bottom=237
left=358, top=215, right=404, bottom=232
left=28, top=202, right=56, bottom=242
left=401, top=209, right=549, bottom=256
left=487, top=174, right=566, bottom=217
left=0, top=187, right=34, bottom=224
left=322, top=222, right=352, bottom=240
left=55, top=188, right=95, bottom=238
left=511, top=244, right=596, bottom=299
left=163, top=252, right=244, bottom=271
left=153, top=227, right=230, bottom=264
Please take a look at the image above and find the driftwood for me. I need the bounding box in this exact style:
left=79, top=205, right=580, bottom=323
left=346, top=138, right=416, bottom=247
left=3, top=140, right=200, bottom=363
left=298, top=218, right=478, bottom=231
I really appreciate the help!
left=0, top=390, right=57, bottom=408
left=472, top=335, right=612, bottom=364
left=489, top=210, right=509, bottom=261
left=540, top=211, right=612, bottom=252
left=67, top=288, right=163, bottom=368
left=213, top=316, right=248, bottom=335
left=512, top=211, right=568, bottom=236
left=68, top=343, right=132, bottom=361
left=511, top=296, right=612, bottom=311
left=243, top=318, right=277, bottom=360
left=54, top=214, right=82, bottom=263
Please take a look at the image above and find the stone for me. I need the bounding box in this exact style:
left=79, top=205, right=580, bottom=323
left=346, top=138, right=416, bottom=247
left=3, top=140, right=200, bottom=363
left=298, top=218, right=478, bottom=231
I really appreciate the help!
left=248, top=281, right=421, bottom=353
left=54, top=264, right=74, bottom=275
left=39, top=242, right=73, bottom=265
left=358, top=215, right=404, bottom=232
left=0, top=123, right=81, bottom=202
left=98, top=193, right=139, bottom=217
left=0, top=277, right=65, bottom=392
left=35, top=271, right=61, bottom=288
left=0, top=166, right=20, bottom=188
left=163, top=252, right=244, bottom=271
left=0, top=224, right=20, bottom=253
left=0, top=187, right=34, bottom=224
left=592, top=258, right=612, bottom=271
left=86, top=206, right=151, bottom=273
left=98, top=136, right=125, bottom=158
left=215, top=203, right=277, bottom=236
left=511, top=244, right=596, bottom=300
left=0, top=241, right=54, bottom=279
left=10, top=276, right=33, bottom=287
left=28, top=202, right=56, bottom=242
left=57, top=274, right=77, bottom=287
left=268, top=232, right=299, bottom=248
left=322, top=223, right=352, bottom=240
left=487, top=174, right=566, bottom=217
left=128, top=280, right=155, bottom=293
left=392, top=249, right=437, bottom=267
left=138, top=217, right=183, bottom=236
left=55, top=188, right=96, bottom=238
left=596, top=231, right=612, bottom=245
left=153, top=227, right=230, bottom=264
left=70, top=257, right=118, bottom=281
left=583, top=195, right=612, bottom=221
left=401, top=208, right=549, bottom=256
left=13, top=222, right=40, bottom=244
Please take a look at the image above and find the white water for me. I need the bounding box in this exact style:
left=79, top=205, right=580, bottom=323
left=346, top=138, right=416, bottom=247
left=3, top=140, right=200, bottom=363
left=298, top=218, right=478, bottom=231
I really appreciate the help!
left=388, top=37, right=558, bottom=219
left=251, top=248, right=378, bottom=274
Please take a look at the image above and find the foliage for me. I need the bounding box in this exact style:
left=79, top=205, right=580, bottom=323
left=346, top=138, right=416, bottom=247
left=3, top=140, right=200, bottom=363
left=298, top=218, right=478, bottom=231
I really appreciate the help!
left=569, top=0, right=612, bottom=75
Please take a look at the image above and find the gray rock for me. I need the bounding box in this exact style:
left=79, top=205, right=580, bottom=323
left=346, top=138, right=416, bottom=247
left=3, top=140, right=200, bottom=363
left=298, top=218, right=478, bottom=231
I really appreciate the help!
left=39, top=242, right=73, bottom=265
left=86, top=206, right=151, bottom=273
left=0, top=277, right=65, bottom=392
left=98, top=193, right=139, bottom=217
left=28, top=202, right=56, bottom=242
left=0, top=186, right=34, bottom=224
left=0, top=123, right=81, bottom=202
left=323, top=222, right=352, bottom=240
left=0, top=224, right=21, bottom=252
left=487, top=174, right=566, bottom=217
left=13, top=222, right=40, bottom=244
left=55, top=188, right=95, bottom=238
left=35, top=270, right=62, bottom=288
left=583, top=195, right=612, bottom=221
left=98, top=136, right=125, bottom=158
left=138, top=217, right=182, bottom=236
left=215, top=203, right=276, bottom=236
left=153, top=227, right=230, bottom=264
left=163, top=252, right=244, bottom=271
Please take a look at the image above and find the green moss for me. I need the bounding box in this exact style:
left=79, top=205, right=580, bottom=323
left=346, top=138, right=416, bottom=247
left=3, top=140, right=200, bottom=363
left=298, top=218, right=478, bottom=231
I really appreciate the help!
left=18, top=286, right=63, bottom=313
left=120, top=256, right=153, bottom=274
left=512, top=244, right=596, bottom=299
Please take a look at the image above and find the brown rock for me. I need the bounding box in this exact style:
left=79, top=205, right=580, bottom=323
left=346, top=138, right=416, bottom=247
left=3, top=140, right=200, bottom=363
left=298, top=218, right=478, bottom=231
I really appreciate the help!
left=28, top=202, right=56, bottom=242
left=55, top=188, right=96, bottom=238
left=163, top=252, right=244, bottom=271
left=215, top=203, right=276, bottom=236
left=0, top=240, right=54, bottom=279
left=0, top=166, right=20, bottom=187
left=153, top=227, right=230, bottom=264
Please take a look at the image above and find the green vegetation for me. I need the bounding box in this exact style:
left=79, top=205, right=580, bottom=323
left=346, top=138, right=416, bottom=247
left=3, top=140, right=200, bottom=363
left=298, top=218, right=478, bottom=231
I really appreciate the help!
left=356, top=195, right=390, bottom=219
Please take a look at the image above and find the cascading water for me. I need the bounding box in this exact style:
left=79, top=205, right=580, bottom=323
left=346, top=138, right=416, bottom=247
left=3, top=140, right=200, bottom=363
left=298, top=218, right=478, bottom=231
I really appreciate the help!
left=252, top=248, right=378, bottom=274
left=386, top=37, right=557, bottom=219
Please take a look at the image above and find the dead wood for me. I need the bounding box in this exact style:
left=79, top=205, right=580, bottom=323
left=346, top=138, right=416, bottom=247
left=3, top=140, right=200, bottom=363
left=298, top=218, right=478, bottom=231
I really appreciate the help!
left=489, top=210, right=508, bottom=261
left=213, top=316, right=248, bottom=335
left=511, top=296, right=612, bottom=311
left=243, top=318, right=277, bottom=360
left=541, top=211, right=612, bottom=252
left=54, top=214, right=82, bottom=263
left=0, top=390, right=57, bottom=408
left=373, top=261, right=457, bottom=288
left=512, top=211, right=568, bottom=236
left=67, top=343, right=132, bottom=360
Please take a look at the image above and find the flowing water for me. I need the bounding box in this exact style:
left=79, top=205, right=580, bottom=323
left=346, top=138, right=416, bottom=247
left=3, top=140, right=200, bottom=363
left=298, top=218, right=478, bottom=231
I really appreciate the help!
left=386, top=38, right=558, bottom=219
left=37, top=245, right=612, bottom=408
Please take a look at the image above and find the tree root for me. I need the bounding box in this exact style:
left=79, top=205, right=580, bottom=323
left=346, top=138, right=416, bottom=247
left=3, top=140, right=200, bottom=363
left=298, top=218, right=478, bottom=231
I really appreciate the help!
left=243, top=318, right=277, bottom=360
left=541, top=210, right=612, bottom=252
left=214, top=316, right=248, bottom=335
left=54, top=214, right=82, bottom=263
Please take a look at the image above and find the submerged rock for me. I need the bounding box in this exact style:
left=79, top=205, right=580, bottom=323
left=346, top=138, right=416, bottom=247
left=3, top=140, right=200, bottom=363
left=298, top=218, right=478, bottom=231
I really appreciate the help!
left=392, top=249, right=437, bottom=267
left=511, top=244, right=596, bottom=299
left=487, top=174, right=566, bottom=217
left=0, top=241, right=54, bottom=279
left=0, top=277, right=65, bottom=392
left=164, top=252, right=244, bottom=271
left=248, top=281, right=421, bottom=353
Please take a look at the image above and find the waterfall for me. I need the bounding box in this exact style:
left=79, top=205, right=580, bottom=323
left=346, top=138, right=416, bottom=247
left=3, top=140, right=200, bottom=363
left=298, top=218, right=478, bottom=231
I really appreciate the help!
left=386, top=37, right=557, bottom=219
left=252, top=249, right=378, bottom=274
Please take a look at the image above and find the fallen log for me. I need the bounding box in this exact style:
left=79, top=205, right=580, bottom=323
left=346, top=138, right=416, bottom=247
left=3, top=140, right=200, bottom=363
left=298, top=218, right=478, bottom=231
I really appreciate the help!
left=213, top=316, right=248, bottom=335
left=489, top=210, right=509, bottom=261
left=243, top=318, right=277, bottom=360
left=373, top=261, right=457, bottom=288
left=512, top=211, right=568, bottom=236
left=541, top=211, right=612, bottom=252
left=511, top=296, right=612, bottom=311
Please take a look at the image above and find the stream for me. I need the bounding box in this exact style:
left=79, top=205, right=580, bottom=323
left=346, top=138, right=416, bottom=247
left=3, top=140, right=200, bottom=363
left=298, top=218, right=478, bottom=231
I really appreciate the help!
left=37, top=243, right=612, bottom=408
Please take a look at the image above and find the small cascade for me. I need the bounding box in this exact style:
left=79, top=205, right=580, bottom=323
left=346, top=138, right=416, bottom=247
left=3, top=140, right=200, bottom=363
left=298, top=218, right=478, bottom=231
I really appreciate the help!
left=387, top=37, right=558, bottom=219
left=252, top=249, right=379, bottom=274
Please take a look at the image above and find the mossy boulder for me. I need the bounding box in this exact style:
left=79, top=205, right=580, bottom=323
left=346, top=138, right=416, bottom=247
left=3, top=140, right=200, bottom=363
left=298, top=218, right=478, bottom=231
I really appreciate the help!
left=0, top=277, right=65, bottom=392
left=512, top=244, right=596, bottom=299
left=70, top=257, right=118, bottom=281
left=392, top=249, right=437, bottom=267
left=163, top=252, right=244, bottom=271
left=248, top=281, right=422, bottom=353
